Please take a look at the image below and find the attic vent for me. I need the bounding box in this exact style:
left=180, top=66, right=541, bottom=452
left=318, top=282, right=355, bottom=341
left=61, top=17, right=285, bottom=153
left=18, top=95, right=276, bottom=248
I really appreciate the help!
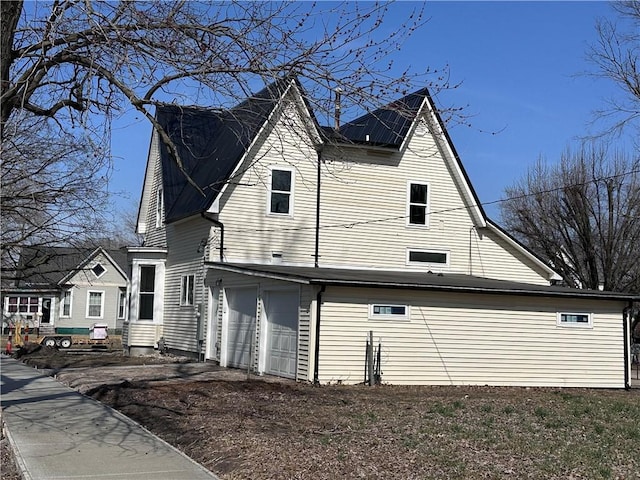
left=92, top=263, right=106, bottom=278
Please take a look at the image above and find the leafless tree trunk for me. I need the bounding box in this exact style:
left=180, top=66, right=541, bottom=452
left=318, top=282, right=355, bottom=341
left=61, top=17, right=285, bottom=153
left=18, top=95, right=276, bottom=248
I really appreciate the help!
left=501, top=144, right=640, bottom=293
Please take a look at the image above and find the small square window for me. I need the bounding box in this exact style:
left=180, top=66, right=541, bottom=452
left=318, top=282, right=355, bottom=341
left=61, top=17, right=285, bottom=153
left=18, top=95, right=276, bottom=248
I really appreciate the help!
left=557, top=312, right=592, bottom=328
left=92, top=263, right=106, bottom=278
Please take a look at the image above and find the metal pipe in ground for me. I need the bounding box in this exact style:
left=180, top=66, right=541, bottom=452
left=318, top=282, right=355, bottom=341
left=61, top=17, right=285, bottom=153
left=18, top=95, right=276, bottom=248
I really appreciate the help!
left=368, top=330, right=374, bottom=386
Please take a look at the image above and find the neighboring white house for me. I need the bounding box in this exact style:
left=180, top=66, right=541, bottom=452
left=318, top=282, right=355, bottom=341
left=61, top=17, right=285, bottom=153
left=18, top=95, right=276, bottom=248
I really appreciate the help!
left=126, top=77, right=638, bottom=388
left=1, top=247, right=129, bottom=336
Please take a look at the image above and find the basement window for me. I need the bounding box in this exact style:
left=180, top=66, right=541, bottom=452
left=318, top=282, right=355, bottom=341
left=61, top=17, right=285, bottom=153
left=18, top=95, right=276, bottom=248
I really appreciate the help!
left=557, top=312, right=592, bottom=328
left=369, top=304, right=409, bottom=320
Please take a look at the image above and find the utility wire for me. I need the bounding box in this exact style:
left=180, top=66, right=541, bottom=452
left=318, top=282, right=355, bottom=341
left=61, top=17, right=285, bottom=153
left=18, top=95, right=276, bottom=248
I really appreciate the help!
left=227, top=168, right=640, bottom=234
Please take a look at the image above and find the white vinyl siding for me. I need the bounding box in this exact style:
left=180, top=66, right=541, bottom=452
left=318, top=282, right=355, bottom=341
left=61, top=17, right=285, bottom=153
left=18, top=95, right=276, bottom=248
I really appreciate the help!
left=161, top=218, right=210, bottom=353
left=317, top=287, right=626, bottom=388
left=216, top=96, right=318, bottom=266
left=144, top=131, right=167, bottom=247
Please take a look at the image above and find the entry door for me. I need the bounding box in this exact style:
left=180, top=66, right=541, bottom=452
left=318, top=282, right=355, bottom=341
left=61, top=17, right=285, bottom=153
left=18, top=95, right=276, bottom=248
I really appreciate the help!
left=265, top=290, right=299, bottom=378
left=225, top=287, right=257, bottom=368
left=41, top=298, right=52, bottom=324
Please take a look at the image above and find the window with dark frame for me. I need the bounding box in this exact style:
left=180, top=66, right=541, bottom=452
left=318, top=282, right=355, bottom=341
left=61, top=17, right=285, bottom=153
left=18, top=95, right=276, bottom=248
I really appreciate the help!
left=408, top=250, right=448, bottom=265
left=270, top=169, right=292, bottom=215
left=139, top=265, right=156, bottom=320
left=408, top=182, right=428, bottom=225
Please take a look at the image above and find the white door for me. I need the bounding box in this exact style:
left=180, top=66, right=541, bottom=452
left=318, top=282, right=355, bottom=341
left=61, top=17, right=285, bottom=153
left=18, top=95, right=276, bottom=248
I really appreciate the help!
left=265, top=290, right=298, bottom=378
left=226, top=287, right=257, bottom=368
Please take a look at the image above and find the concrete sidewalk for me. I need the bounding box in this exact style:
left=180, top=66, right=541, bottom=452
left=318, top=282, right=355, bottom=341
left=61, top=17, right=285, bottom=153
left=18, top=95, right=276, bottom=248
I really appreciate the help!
left=0, top=354, right=218, bottom=480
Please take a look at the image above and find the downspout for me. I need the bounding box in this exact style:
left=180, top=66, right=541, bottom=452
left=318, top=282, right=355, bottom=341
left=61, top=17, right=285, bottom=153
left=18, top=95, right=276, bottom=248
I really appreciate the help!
left=623, top=302, right=631, bottom=390
left=201, top=212, right=224, bottom=262
left=313, top=285, right=326, bottom=384
left=314, top=148, right=323, bottom=268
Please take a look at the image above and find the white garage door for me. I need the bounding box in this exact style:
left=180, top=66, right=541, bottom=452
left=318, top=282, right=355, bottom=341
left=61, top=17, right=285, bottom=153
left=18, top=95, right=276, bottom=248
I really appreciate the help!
left=226, top=287, right=257, bottom=368
left=265, top=289, right=298, bottom=378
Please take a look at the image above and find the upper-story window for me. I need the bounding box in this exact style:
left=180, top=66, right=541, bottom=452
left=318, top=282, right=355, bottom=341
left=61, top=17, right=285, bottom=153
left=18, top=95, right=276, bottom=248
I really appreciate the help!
left=557, top=312, right=592, bottom=328
left=407, top=181, right=429, bottom=227
left=156, top=188, right=164, bottom=228
left=268, top=167, right=294, bottom=216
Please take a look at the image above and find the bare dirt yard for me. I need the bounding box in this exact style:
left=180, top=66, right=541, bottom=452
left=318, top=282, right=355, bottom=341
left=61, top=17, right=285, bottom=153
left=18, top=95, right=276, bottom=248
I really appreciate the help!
left=5, top=346, right=640, bottom=480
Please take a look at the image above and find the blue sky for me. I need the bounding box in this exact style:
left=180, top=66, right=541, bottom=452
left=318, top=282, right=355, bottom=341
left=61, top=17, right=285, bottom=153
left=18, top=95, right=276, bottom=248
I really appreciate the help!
left=109, top=1, right=626, bottom=220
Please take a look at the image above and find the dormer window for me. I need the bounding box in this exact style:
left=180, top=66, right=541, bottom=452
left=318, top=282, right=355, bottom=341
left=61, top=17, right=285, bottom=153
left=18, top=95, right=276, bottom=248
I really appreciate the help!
left=92, top=263, right=106, bottom=278
left=268, top=167, right=294, bottom=216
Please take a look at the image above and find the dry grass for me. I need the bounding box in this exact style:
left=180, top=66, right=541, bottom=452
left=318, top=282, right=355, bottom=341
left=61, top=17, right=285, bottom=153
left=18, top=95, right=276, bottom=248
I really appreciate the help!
left=10, top=349, right=640, bottom=479
left=88, top=379, right=640, bottom=479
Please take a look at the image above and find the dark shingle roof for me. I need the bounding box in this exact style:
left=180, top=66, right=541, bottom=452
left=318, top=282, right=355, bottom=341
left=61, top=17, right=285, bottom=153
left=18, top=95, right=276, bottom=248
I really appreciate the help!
left=158, top=77, right=294, bottom=223
left=336, top=88, right=429, bottom=147
left=9, top=247, right=127, bottom=288
left=207, top=263, right=639, bottom=302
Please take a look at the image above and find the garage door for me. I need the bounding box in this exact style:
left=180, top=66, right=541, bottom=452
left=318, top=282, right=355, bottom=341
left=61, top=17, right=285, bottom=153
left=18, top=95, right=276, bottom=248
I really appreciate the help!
left=226, top=287, right=257, bottom=368
left=265, top=289, right=298, bottom=378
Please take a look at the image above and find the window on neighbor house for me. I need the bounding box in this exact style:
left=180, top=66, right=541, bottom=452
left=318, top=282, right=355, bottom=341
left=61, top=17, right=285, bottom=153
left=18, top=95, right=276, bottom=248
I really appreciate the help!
left=139, top=265, right=156, bottom=320
left=407, top=249, right=449, bottom=266
left=269, top=168, right=293, bottom=215
left=117, top=288, right=127, bottom=319
left=61, top=290, right=72, bottom=317
left=156, top=188, right=164, bottom=228
left=181, top=275, right=195, bottom=306
left=369, top=304, right=409, bottom=320
left=87, top=291, right=104, bottom=318
left=557, top=312, right=592, bottom=328
left=92, top=263, right=106, bottom=278
left=407, top=182, right=429, bottom=226
left=5, top=296, right=39, bottom=314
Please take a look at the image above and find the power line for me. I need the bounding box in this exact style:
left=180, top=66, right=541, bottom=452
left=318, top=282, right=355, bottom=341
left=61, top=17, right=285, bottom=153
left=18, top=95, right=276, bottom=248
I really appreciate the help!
left=226, top=168, right=640, bottom=235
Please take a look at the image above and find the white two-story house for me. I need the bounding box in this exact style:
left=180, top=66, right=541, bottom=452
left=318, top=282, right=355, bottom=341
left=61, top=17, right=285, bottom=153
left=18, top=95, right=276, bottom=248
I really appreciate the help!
left=126, top=77, right=637, bottom=388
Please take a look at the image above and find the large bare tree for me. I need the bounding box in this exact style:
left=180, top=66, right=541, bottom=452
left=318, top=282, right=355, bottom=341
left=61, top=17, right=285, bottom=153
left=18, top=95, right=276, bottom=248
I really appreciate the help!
left=1, top=0, right=453, bottom=277
left=588, top=0, right=640, bottom=138
left=500, top=144, right=640, bottom=294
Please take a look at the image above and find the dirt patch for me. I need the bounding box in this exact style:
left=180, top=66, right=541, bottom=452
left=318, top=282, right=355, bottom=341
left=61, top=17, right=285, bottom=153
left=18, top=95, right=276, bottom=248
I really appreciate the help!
left=12, top=350, right=640, bottom=479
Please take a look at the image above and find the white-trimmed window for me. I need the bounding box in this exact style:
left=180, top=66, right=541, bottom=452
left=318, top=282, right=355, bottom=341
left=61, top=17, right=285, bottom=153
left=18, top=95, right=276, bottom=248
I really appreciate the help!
left=92, top=263, right=106, bottom=278
left=117, top=288, right=127, bottom=319
left=5, top=296, right=39, bottom=314
left=86, top=291, right=104, bottom=319
left=139, top=265, right=156, bottom=320
left=557, top=312, right=592, bottom=328
left=268, top=167, right=294, bottom=216
left=156, top=188, right=164, bottom=228
left=407, top=249, right=450, bottom=267
left=181, top=274, right=195, bottom=306
left=407, top=181, right=429, bottom=226
left=369, top=304, right=409, bottom=320
left=60, top=290, right=72, bottom=317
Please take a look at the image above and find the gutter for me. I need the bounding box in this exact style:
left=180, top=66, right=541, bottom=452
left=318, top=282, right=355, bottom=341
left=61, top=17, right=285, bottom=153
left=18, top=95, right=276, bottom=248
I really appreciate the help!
left=313, top=285, right=326, bottom=384
left=314, top=148, right=323, bottom=268
left=624, top=302, right=632, bottom=390
left=201, top=212, right=224, bottom=262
